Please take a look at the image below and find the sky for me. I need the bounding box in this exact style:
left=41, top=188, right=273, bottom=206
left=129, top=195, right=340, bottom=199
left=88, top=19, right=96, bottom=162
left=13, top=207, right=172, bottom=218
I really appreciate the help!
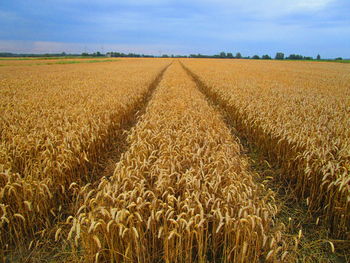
left=0, top=0, right=349, bottom=58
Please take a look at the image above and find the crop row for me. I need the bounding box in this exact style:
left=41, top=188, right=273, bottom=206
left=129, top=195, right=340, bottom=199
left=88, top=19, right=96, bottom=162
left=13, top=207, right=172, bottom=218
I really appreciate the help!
left=0, top=60, right=170, bottom=248
left=181, top=59, right=350, bottom=239
left=69, top=63, right=287, bottom=262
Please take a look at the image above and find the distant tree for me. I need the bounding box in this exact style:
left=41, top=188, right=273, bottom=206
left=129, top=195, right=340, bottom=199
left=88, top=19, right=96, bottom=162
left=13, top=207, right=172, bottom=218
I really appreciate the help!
left=275, top=52, right=284, bottom=60
left=252, top=55, right=260, bottom=59
left=235, top=52, right=242, bottom=59
left=219, top=52, right=226, bottom=58
left=92, top=51, right=102, bottom=56
left=287, top=54, right=303, bottom=60
left=129, top=53, right=141, bottom=57
left=227, top=52, right=233, bottom=58
left=81, top=52, right=89, bottom=56
left=190, top=54, right=202, bottom=58
left=262, top=54, right=271, bottom=59
left=335, top=57, right=343, bottom=60
left=161, top=54, right=169, bottom=58
left=317, top=54, right=321, bottom=60
left=106, top=51, right=154, bottom=58
left=303, top=56, right=313, bottom=60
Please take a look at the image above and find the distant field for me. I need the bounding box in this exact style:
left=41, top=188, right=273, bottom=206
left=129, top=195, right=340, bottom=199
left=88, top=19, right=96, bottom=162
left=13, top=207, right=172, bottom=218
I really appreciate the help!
left=282, top=59, right=350, bottom=63
left=326, top=59, right=350, bottom=63
left=0, top=57, right=120, bottom=66
left=0, top=56, right=108, bottom=60
left=1, top=58, right=349, bottom=262
left=1, top=56, right=349, bottom=64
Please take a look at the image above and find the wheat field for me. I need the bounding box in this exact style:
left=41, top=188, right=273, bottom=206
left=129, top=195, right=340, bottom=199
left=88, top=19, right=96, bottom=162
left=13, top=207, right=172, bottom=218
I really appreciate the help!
left=181, top=59, right=350, bottom=239
left=0, top=59, right=169, bottom=248
left=0, top=58, right=349, bottom=262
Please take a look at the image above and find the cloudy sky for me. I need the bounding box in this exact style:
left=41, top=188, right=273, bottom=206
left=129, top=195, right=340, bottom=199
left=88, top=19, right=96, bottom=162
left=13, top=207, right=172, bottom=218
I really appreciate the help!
left=0, top=0, right=349, bottom=57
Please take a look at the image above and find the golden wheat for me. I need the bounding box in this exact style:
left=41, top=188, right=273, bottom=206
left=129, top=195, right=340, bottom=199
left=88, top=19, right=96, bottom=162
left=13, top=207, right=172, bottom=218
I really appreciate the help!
left=181, top=59, right=350, bottom=239
left=69, top=63, right=287, bottom=262
left=0, top=59, right=170, bottom=248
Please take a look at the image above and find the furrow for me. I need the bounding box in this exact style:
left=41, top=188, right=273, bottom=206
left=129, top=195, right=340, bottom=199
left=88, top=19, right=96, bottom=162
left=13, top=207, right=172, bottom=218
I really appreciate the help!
left=180, top=61, right=350, bottom=240
left=0, top=61, right=171, bottom=251
left=69, top=62, right=288, bottom=263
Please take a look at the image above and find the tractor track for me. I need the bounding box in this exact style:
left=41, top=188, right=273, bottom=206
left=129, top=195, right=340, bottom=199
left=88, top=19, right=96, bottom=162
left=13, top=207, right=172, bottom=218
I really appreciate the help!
left=180, top=61, right=350, bottom=262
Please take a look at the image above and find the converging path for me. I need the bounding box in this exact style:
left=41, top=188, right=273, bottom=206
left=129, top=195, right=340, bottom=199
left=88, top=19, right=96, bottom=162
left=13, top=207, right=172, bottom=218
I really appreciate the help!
left=69, top=62, right=287, bottom=262
left=2, top=59, right=349, bottom=262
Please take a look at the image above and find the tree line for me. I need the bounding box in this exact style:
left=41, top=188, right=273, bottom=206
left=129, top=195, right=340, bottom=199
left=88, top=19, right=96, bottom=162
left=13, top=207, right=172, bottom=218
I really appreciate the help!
left=0, top=51, right=345, bottom=61
left=188, top=52, right=343, bottom=61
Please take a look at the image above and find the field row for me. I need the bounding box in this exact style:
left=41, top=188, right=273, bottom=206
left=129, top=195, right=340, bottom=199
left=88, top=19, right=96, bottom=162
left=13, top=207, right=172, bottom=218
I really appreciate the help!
left=68, top=63, right=286, bottom=262
left=181, top=59, right=350, bottom=239
left=1, top=58, right=349, bottom=262
left=0, top=59, right=170, bottom=248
